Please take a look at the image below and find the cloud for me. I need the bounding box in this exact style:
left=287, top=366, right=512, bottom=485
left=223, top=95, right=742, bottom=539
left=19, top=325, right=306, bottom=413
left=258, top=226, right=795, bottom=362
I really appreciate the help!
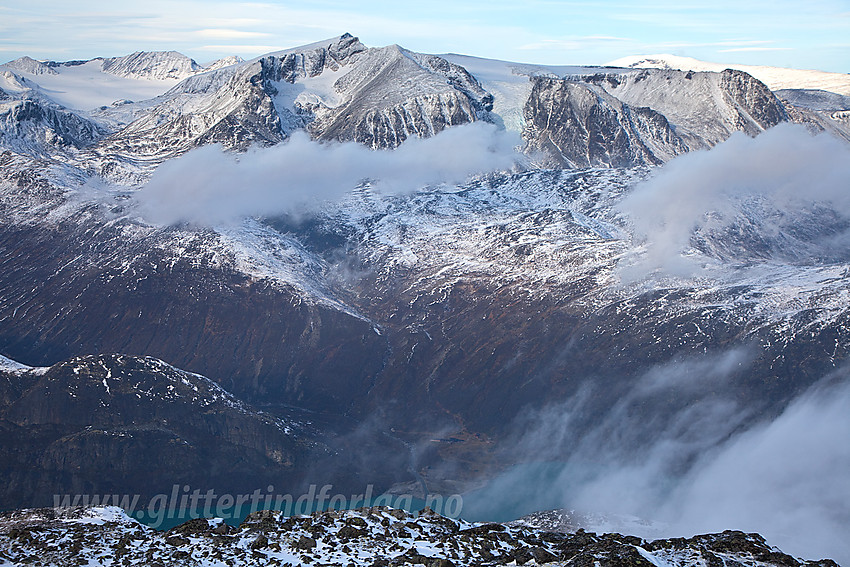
left=519, top=36, right=631, bottom=51
left=719, top=47, right=793, bottom=52
left=133, top=123, right=521, bottom=226
left=462, top=349, right=757, bottom=520
left=196, top=44, right=283, bottom=52
left=565, top=371, right=850, bottom=564
left=193, top=29, right=271, bottom=39
left=616, top=124, right=850, bottom=279
left=663, top=377, right=850, bottom=564
left=462, top=351, right=850, bottom=564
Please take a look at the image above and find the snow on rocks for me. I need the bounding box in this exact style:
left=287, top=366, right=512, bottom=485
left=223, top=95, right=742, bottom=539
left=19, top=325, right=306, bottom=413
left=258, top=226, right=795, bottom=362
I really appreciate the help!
left=0, top=505, right=838, bottom=567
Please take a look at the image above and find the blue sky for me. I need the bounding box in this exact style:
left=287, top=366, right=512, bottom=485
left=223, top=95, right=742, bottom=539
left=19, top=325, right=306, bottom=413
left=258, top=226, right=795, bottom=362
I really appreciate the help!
left=1, top=0, right=848, bottom=72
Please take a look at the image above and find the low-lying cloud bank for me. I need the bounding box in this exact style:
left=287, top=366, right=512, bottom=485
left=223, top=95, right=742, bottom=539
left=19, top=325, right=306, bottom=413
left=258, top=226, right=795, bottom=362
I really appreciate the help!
left=618, top=124, right=850, bottom=278
left=662, top=376, right=850, bottom=564
left=463, top=351, right=850, bottom=564
left=134, top=123, right=520, bottom=226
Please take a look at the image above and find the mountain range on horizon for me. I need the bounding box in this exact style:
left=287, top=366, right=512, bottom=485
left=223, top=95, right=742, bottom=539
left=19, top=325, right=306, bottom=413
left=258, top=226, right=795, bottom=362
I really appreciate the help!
left=1, top=32, right=849, bottom=565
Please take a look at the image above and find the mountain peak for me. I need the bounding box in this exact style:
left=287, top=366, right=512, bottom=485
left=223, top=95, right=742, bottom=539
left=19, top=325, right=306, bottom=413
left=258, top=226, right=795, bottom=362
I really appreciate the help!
left=2, top=55, right=57, bottom=75
left=204, top=54, right=244, bottom=72
left=608, top=53, right=850, bottom=95
left=99, top=50, right=201, bottom=80
left=261, top=32, right=364, bottom=59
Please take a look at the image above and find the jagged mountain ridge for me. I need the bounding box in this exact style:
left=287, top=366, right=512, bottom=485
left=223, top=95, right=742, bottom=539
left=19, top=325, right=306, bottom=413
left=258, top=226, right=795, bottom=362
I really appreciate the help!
left=5, top=33, right=848, bottom=178
left=608, top=53, right=850, bottom=96
left=4, top=51, right=203, bottom=81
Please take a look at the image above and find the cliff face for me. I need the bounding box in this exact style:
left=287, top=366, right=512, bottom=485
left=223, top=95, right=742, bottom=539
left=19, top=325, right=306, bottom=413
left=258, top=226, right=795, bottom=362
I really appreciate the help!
left=719, top=68, right=789, bottom=133
left=522, top=77, right=686, bottom=168
left=308, top=45, right=493, bottom=149
left=521, top=68, right=791, bottom=168
left=1, top=98, right=104, bottom=150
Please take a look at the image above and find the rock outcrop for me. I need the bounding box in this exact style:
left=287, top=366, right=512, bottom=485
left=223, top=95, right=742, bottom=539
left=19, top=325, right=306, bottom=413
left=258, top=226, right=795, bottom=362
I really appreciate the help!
left=522, top=68, right=791, bottom=167
left=522, top=77, right=685, bottom=167
left=0, top=506, right=839, bottom=567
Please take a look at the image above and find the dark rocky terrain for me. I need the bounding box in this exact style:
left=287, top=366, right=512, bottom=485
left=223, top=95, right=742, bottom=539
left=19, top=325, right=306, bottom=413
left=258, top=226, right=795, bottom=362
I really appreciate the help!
left=0, top=505, right=840, bottom=567
left=0, top=354, right=321, bottom=509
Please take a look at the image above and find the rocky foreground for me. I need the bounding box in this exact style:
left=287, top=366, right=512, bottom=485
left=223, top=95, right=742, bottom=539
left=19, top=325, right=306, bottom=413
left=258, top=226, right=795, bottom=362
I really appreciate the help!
left=0, top=506, right=839, bottom=567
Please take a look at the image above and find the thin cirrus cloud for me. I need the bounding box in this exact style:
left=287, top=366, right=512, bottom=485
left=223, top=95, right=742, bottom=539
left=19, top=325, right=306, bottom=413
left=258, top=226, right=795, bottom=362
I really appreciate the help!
left=196, top=45, right=283, bottom=52
left=193, top=29, right=272, bottom=39
left=642, top=39, right=793, bottom=55
left=648, top=39, right=779, bottom=49
left=718, top=47, right=793, bottom=52
left=519, top=36, right=631, bottom=51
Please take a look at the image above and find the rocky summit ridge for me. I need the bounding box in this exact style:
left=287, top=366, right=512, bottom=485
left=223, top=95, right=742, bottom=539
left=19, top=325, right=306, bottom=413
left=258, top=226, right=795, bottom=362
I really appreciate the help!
left=0, top=505, right=840, bottom=567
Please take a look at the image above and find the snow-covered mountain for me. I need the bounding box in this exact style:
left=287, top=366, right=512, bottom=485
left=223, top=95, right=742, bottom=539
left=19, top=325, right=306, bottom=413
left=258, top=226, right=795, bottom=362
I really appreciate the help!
left=3, top=35, right=848, bottom=174
left=0, top=70, right=105, bottom=154
left=0, top=52, right=204, bottom=111
left=2, top=33, right=848, bottom=441
left=604, top=54, right=850, bottom=145
left=99, top=50, right=202, bottom=80
left=1, top=33, right=849, bottom=564
left=608, top=53, right=850, bottom=96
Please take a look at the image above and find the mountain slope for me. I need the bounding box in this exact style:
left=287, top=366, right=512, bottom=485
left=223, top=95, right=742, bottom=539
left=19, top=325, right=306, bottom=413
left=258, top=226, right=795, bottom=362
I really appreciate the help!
left=82, top=34, right=496, bottom=182
left=522, top=77, right=686, bottom=167
left=0, top=70, right=105, bottom=155
left=0, top=354, right=317, bottom=509
left=609, top=53, right=850, bottom=96
left=775, top=88, right=850, bottom=142
left=305, top=43, right=493, bottom=148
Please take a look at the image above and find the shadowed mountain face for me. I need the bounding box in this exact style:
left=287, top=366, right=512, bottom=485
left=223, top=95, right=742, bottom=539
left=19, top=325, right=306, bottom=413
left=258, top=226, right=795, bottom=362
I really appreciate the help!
left=0, top=34, right=849, bottom=533
left=0, top=219, right=388, bottom=410
left=0, top=354, right=318, bottom=508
